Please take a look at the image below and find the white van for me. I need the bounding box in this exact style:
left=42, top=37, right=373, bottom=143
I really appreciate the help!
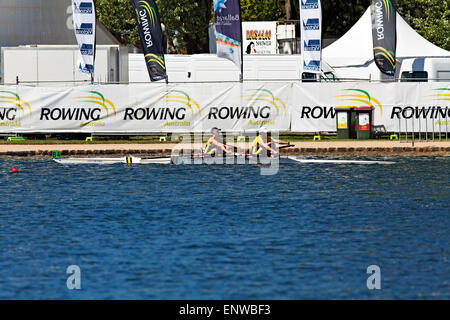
left=398, top=58, right=450, bottom=82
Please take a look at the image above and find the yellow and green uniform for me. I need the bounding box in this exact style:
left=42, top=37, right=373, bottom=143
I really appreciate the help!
left=251, top=136, right=263, bottom=155
left=204, top=136, right=215, bottom=154
left=251, top=135, right=272, bottom=155
left=204, top=136, right=225, bottom=154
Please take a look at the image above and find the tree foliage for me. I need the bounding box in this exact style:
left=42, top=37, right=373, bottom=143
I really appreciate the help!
left=321, top=1, right=367, bottom=38
left=397, top=0, right=449, bottom=50
left=240, top=0, right=284, bottom=21
left=95, top=0, right=449, bottom=53
left=95, top=0, right=138, bottom=44
left=96, top=0, right=212, bottom=53
left=319, top=0, right=449, bottom=50
left=156, top=0, right=212, bottom=53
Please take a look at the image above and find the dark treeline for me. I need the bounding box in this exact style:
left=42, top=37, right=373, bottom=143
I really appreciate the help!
left=96, top=0, right=449, bottom=53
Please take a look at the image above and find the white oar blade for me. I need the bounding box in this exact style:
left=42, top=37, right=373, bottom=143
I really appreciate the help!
left=286, top=157, right=395, bottom=165
left=53, top=156, right=171, bottom=165
left=54, top=157, right=127, bottom=164
left=139, top=158, right=172, bottom=165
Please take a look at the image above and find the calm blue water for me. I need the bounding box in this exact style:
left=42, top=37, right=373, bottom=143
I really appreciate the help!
left=0, top=156, right=448, bottom=299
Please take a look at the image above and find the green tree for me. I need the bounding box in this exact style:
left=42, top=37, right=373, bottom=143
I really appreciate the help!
left=240, top=0, right=284, bottom=21
left=95, top=1, right=449, bottom=53
left=96, top=0, right=284, bottom=53
left=321, top=1, right=367, bottom=38
left=96, top=0, right=212, bottom=53
left=282, top=0, right=449, bottom=50
left=158, top=0, right=212, bottom=53
left=95, top=0, right=138, bottom=45
left=397, top=0, right=450, bottom=50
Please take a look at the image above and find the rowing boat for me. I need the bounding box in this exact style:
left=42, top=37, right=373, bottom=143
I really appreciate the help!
left=288, top=158, right=396, bottom=165
left=170, top=154, right=281, bottom=165
left=53, top=155, right=277, bottom=165
left=54, top=156, right=171, bottom=165
left=53, top=155, right=396, bottom=165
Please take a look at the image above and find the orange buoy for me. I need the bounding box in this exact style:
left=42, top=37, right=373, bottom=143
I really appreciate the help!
left=10, top=168, right=18, bottom=173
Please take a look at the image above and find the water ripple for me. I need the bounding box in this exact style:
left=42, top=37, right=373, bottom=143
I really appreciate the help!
left=0, top=156, right=448, bottom=299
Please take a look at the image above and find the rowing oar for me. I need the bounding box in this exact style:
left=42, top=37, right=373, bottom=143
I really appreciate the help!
left=278, top=144, right=295, bottom=150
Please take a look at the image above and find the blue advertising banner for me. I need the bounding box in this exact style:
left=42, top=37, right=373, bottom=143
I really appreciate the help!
left=214, top=0, right=243, bottom=72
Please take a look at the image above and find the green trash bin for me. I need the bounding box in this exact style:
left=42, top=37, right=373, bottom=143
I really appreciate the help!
left=354, top=106, right=374, bottom=139
left=335, top=107, right=353, bottom=139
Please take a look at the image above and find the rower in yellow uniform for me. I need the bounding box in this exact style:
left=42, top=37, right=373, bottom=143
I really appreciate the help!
left=251, top=127, right=290, bottom=157
left=204, top=127, right=232, bottom=156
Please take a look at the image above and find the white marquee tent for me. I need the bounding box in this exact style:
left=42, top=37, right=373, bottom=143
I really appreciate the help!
left=323, top=8, right=450, bottom=81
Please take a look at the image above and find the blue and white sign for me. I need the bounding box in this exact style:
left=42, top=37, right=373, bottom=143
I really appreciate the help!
left=72, top=0, right=96, bottom=76
left=301, top=0, right=319, bottom=9
left=300, top=0, right=322, bottom=74
left=302, top=18, right=320, bottom=31
left=303, top=39, right=321, bottom=51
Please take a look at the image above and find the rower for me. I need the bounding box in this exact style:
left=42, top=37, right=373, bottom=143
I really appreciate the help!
left=251, top=127, right=290, bottom=157
left=204, top=127, right=232, bottom=156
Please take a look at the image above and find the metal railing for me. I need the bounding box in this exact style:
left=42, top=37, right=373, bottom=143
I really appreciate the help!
left=2, top=77, right=450, bottom=86
left=398, top=107, right=449, bottom=146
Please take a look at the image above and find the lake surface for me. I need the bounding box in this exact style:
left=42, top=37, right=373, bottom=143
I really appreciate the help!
left=0, top=156, right=448, bottom=299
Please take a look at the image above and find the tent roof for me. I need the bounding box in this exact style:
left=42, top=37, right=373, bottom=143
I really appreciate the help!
left=323, top=7, right=450, bottom=67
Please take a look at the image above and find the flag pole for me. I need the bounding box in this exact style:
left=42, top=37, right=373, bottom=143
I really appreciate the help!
left=239, top=0, right=243, bottom=82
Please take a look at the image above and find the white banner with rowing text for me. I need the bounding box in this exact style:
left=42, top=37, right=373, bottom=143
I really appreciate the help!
left=0, top=82, right=292, bottom=133
left=291, top=82, right=450, bottom=132
left=0, top=82, right=448, bottom=133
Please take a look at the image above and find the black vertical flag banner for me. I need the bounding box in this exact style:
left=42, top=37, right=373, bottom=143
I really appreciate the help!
left=131, top=0, right=167, bottom=81
left=371, top=0, right=397, bottom=76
